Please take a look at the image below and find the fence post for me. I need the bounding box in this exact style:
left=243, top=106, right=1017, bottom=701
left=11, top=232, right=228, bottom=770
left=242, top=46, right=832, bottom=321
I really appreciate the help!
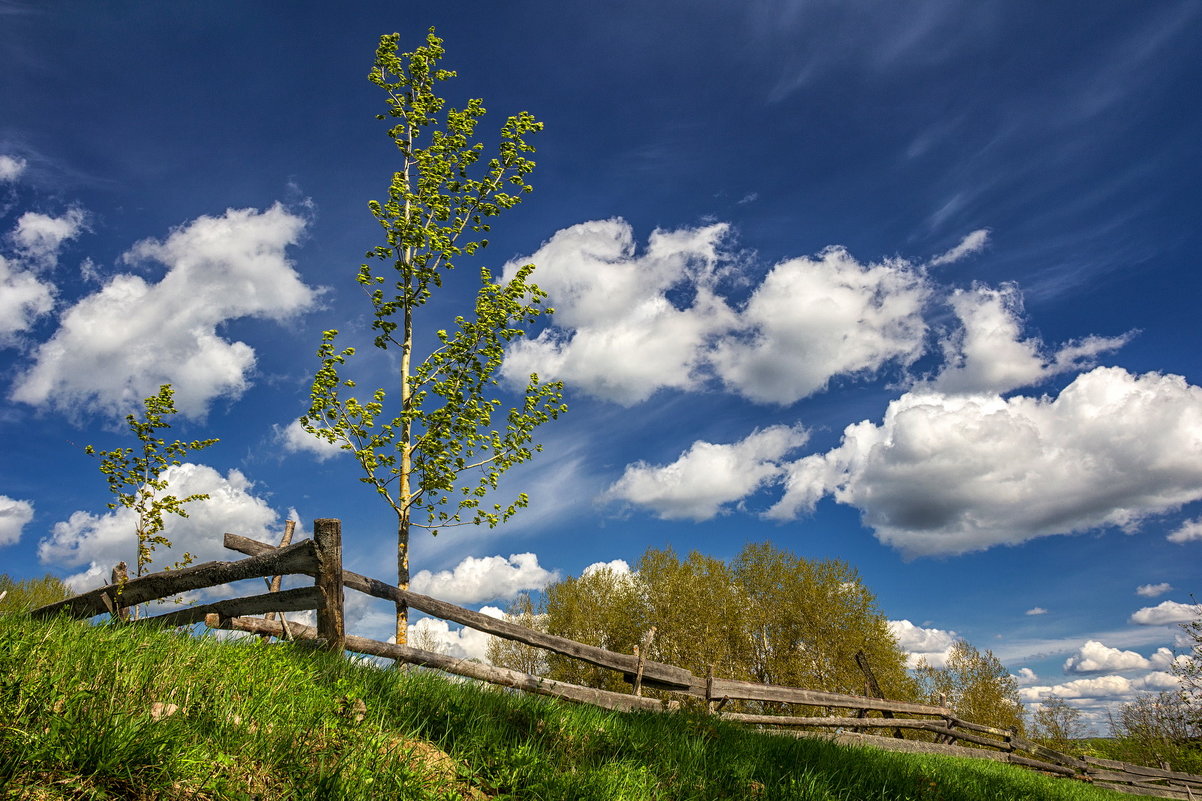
left=110, top=562, right=130, bottom=621
left=313, top=518, right=345, bottom=652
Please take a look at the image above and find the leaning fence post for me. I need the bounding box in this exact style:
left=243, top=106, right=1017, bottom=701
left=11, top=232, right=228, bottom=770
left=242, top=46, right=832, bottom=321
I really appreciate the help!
left=313, top=518, right=344, bottom=652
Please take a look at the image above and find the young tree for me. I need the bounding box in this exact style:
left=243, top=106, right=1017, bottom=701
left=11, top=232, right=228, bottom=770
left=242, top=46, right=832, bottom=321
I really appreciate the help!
left=84, top=384, right=218, bottom=583
left=916, top=640, right=1026, bottom=737
left=1030, top=693, right=1085, bottom=752
left=301, top=29, right=565, bottom=643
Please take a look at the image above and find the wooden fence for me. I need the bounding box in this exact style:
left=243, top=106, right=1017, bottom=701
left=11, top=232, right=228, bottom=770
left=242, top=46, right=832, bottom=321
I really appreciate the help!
left=29, top=520, right=1202, bottom=799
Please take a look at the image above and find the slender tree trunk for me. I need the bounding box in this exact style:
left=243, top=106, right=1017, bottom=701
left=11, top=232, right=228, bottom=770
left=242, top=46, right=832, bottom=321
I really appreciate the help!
left=396, top=150, right=414, bottom=646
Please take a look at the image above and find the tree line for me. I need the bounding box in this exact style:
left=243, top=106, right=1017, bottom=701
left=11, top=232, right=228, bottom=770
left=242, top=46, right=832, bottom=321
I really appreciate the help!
left=487, top=542, right=1027, bottom=735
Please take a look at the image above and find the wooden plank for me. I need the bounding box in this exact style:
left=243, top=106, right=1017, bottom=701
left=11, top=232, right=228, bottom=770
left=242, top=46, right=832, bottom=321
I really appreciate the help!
left=210, top=614, right=671, bottom=714
left=133, top=586, right=325, bottom=628
left=707, top=677, right=951, bottom=717
left=720, top=713, right=937, bottom=729
left=1093, top=782, right=1189, bottom=799
left=1087, top=757, right=1202, bottom=785
left=1006, top=732, right=1087, bottom=771
left=223, top=532, right=698, bottom=691
left=31, top=539, right=319, bottom=621
left=313, top=519, right=344, bottom=652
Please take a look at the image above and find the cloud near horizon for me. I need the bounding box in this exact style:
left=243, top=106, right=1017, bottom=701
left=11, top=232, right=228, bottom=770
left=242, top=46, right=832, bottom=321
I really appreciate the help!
left=38, top=462, right=287, bottom=591
left=410, top=553, right=559, bottom=605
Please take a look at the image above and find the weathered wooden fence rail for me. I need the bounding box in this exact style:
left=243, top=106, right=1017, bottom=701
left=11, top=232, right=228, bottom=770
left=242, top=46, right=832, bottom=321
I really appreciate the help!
left=31, top=519, right=346, bottom=652
left=31, top=520, right=1202, bottom=797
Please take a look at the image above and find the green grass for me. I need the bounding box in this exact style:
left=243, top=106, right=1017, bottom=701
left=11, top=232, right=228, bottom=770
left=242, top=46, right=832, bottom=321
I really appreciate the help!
left=0, top=614, right=1136, bottom=800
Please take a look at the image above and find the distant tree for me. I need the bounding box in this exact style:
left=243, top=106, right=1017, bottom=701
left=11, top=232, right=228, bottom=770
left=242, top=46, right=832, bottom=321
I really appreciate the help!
left=1173, top=599, right=1202, bottom=720
left=731, top=542, right=917, bottom=701
left=540, top=542, right=918, bottom=705
left=916, top=640, right=1026, bottom=737
left=0, top=574, right=73, bottom=613
left=301, top=29, right=565, bottom=645
left=543, top=563, right=646, bottom=692
left=485, top=592, right=548, bottom=676
left=1109, top=691, right=1201, bottom=772
left=84, top=384, right=218, bottom=581
left=1030, top=693, right=1085, bottom=752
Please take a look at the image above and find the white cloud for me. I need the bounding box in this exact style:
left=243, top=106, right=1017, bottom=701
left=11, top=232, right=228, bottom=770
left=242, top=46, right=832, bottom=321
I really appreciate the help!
left=888, top=619, right=958, bottom=668
left=603, top=425, right=808, bottom=521
left=501, top=219, right=736, bottom=405
left=710, top=247, right=930, bottom=404
left=1013, top=667, right=1039, bottom=685
left=1026, top=607, right=1048, bottom=616
left=410, top=553, right=559, bottom=605
left=929, top=228, right=989, bottom=266
left=0, top=254, right=55, bottom=344
left=503, top=220, right=930, bottom=407
left=404, top=606, right=504, bottom=661
left=0, top=155, right=26, bottom=182
left=1137, top=582, right=1173, bottom=597
left=11, top=204, right=315, bottom=419
left=769, top=367, right=1202, bottom=557
left=0, top=496, right=34, bottom=546
left=1064, top=640, right=1151, bottom=673
left=1131, top=600, right=1199, bottom=626
left=929, top=284, right=1129, bottom=395
left=10, top=208, right=87, bottom=269
left=274, top=419, right=344, bottom=462
left=582, top=558, right=632, bottom=577
left=1168, top=518, right=1202, bottom=543
left=39, top=462, right=284, bottom=591
left=1020, top=672, right=1180, bottom=702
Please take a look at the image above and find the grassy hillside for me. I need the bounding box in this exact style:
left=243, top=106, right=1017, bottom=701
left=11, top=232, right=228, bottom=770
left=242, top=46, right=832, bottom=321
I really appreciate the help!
left=0, top=614, right=1134, bottom=800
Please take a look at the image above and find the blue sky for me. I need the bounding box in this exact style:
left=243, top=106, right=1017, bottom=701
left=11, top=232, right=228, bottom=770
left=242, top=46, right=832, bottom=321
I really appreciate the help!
left=2, top=1, right=1201, bottom=729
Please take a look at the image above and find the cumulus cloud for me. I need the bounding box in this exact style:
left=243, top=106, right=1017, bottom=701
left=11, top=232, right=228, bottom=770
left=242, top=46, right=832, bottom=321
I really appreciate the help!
left=929, top=229, right=990, bottom=266
left=582, top=559, right=632, bottom=577
left=501, top=219, right=736, bottom=405
left=275, top=419, right=345, bottom=462
left=0, top=496, right=34, bottom=546
left=710, top=247, right=929, bottom=404
left=1168, top=518, right=1202, bottom=543
left=1131, top=600, right=1199, bottom=626
left=769, top=367, right=1202, bottom=557
left=405, top=606, right=504, bottom=661
left=1064, top=640, right=1151, bottom=673
left=1013, top=667, right=1039, bottom=685
left=502, top=220, right=929, bottom=406
left=602, top=425, right=808, bottom=521
left=1026, top=607, right=1048, bottom=616
left=11, top=204, right=315, bottom=419
left=39, top=462, right=284, bottom=591
left=10, top=208, right=87, bottom=269
left=410, top=553, right=559, bottom=605
left=929, top=284, right=1130, bottom=395
left=0, top=155, right=27, bottom=182
left=888, top=619, right=958, bottom=668
left=0, top=254, right=54, bottom=344
left=1021, top=672, right=1180, bottom=702
left=1137, top=582, right=1173, bottom=597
